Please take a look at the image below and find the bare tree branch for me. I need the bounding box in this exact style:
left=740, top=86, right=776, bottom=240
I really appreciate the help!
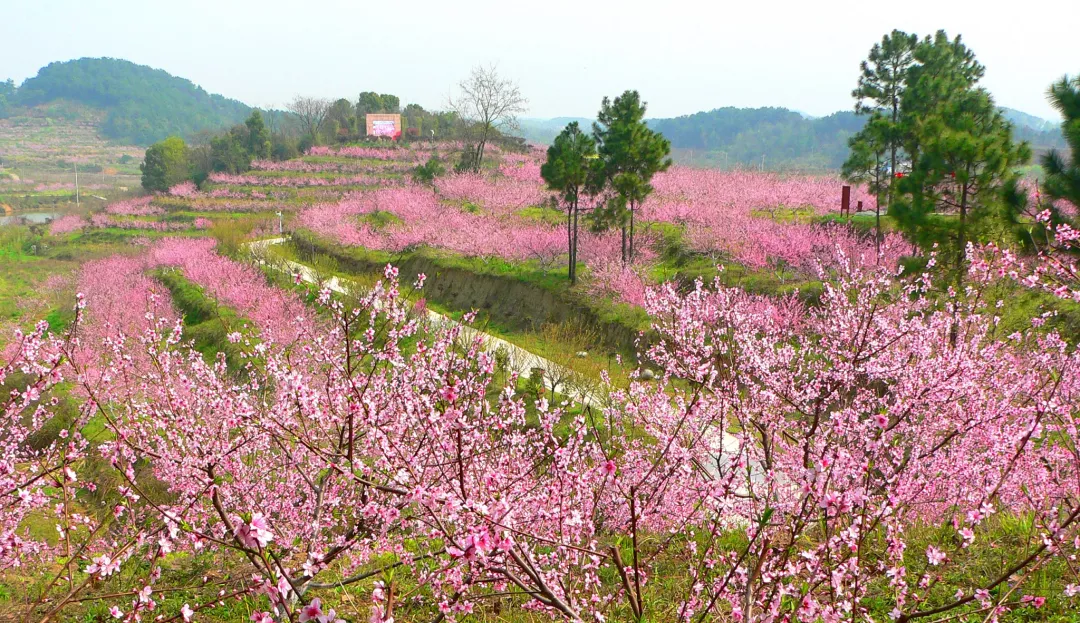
left=448, top=65, right=527, bottom=171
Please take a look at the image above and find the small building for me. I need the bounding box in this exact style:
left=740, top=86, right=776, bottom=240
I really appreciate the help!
left=366, top=114, right=402, bottom=138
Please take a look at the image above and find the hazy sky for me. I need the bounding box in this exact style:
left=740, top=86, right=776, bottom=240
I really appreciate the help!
left=3, top=0, right=1076, bottom=121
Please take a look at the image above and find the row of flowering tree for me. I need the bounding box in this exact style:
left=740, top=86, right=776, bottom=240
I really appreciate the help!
left=4, top=251, right=1080, bottom=621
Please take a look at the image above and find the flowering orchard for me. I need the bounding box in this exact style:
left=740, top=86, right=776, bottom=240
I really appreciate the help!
left=4, top=238, right=1080, bottom=621
left=282, top=145, right=900, bottom=306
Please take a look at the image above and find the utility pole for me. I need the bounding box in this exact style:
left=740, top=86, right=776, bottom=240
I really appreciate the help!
left=276, top=211, right=283, bottom=235
left=75, top=163, right=80, bottom=207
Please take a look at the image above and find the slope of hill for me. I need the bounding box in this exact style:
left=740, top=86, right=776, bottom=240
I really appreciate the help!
left=8, top=58, right=252, bottom=145
left=1000, top=107, right=1059, bottom=133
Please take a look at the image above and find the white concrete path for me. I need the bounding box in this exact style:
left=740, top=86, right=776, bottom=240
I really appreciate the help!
left=245, top=237, right=744, bottom=476
left=246, top=237, right=606, bottom=409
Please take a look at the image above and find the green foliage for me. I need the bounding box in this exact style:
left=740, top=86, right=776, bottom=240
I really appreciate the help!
left=541, top=121, right=601, bottom=283
left=0, top=78, right=14, bottom=118
left=325, top=98, right=356, bottom=141
left=140, top=136, right=190, bottom=192
left=846, top=30, right=1031, bottom=274
left=356, top=92, right=400, bottom=120
left=847, top=29, right=918, bottom=208
left=271, top=134, right=301, bottom=161
left=455, top=146, right=480, bottom=173
left=210, top=132, right=251, bottom=174
left=1042, top=74, right=1080, bottom=214
left=842, top=113, right=891, bottom=203
left=891, top=35, right=1030, bottom=273
left=198, top=111, right=275, bottom=177
left=244, top=111, right=271, bottom=159
left=15, top=58, right=251, bottom=144
left=592, top=91, right=672, bottom=263
left=411, top=156, right=446, bottom=184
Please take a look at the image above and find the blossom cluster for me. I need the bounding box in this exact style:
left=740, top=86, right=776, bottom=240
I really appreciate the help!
left=5, top=256, right=1079, bottom=622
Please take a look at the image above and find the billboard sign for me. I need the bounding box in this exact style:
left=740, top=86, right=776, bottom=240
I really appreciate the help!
left=366, top=114, right=402, bottom=137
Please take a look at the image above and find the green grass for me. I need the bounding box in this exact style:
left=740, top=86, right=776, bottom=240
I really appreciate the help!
left=154, top=269, right=254, bottom=369
left=517, top=205, right=565, bottom=227
left=358, top=210, right=403, bottom=229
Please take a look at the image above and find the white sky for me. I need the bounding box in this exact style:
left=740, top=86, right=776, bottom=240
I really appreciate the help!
left=2, top=0, right=1076, bottom=121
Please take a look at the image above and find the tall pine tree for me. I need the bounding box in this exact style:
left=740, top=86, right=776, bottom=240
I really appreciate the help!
left=592, top=91, right=671, bottom=264
left=541, top=122, right=602, bottom=285
left=850, top=29, right=918, bottom=206
left=841, top=113, right=892, bottom=251
left=1042, top=74, right=1080, bottom=216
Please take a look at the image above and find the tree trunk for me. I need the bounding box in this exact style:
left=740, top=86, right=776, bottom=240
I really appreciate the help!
left=889, top=91, right=899, bottom=210
left=475, top=140, right=486, bottom=172
left=620, top=226, right=627, bottom=264
left=628, top=201, right=636, bottom=264
left=875, top=203, right=882, bottom=257
left=956, top=184, right=969, bottom=291
left=571, top=199, right=580, bottom=285
left=876, top=153, right=884, bottom=258
left=567, top=198, right=575, bottom=284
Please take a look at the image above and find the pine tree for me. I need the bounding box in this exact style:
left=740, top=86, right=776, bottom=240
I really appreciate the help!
left=907, top=88, right=1030, bottom=283
left=592, top=91, right=671, bottom=264
left=850, top=29, right=918, bottom=205
left=841, top=113, right=891, bottom=251
left=1042, top=74, right=1080, bottom=215
left=541, top=122, right=602, bottom=284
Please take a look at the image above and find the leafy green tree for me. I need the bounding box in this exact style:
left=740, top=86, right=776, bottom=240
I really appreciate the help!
left=326, top=99, right=356, bottom=140
left=0, top=79, right=14, bottom=118
left=902, top=88, right=1030, bottom=282
left=541, top=122, right=602, bottom=284
left=211, top=131, right=251, bottom=174
left=412, top=156, right=446, bottom=184
left=592, top=90, right=672, bottom=263
left=842, top=113, right=892, bottom=250
left=849, top=29, right=917, bottom=205
left=356, top=92, right=385, bottom=117
left=1042, top=74, right=1080, bottom=214
left=899, top=31, right=984, bottom=170
left=245, top=111, right=271, bottom=159
left=381, top=94, right=401, bottom=114
left=356, top=92, right=400, bottom=116
left=141, top=136, right=190, bottom=192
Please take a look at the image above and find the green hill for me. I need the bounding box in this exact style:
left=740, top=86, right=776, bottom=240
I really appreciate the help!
left=516, top=117, right=594, bottom=145
left=520, top=106, right=1066, bottom=172
left=8, top=58, right=252, bottom=145
left=647, top=107, right=863, bottom=170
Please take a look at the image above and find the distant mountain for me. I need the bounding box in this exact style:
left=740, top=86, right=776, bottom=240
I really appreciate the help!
left=7, top=58, right=252, bottom=145
left=520, top=104, right=1066, bottom=172
left=646, top=107, right=864, bottom=170
left=516, top=117, right=594, bottom=145
left=1000, top=107, right=1058, bottom=132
